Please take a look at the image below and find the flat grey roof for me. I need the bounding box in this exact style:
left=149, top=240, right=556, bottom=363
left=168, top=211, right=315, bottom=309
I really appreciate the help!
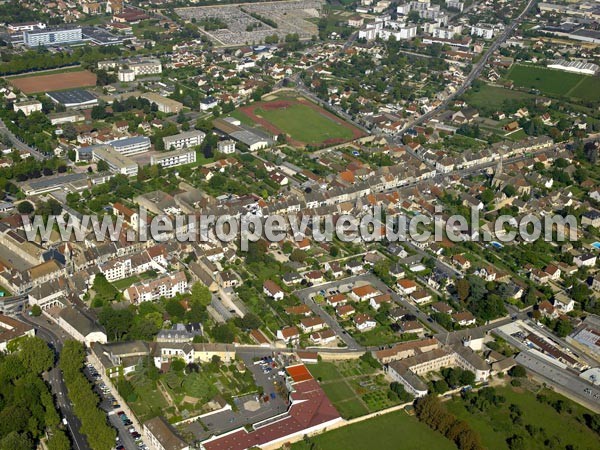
left=47, top=89, right=97, bottom=105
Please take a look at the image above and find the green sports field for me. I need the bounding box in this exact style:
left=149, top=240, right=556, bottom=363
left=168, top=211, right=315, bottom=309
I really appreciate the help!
left=291, top=409, right=455, bottom=450
left=254, top=102, right=354, bottom=144
left=507, top=64, right=600, bottom=101
left=237, top=94, right=362, bottom=147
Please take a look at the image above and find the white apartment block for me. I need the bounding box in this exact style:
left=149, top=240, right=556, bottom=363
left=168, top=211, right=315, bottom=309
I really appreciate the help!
left=129, top=58, right=162, bottom=76
left=471, top=24, right=495, bottom=39
left=23, top=27, right=82, bottom=47
left=162, top=130, right=206, bottom=150
left=124, top=271, right=188, bottom=304
left=150, top=149, right=196, bottom=168
left=108, top=136, right=151, bottom=156
left=217, top=139, right=236, bottom=154
left=92, top=146, right=138, bottom=177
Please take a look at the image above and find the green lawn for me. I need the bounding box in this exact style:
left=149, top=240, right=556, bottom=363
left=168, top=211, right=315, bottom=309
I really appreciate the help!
left=128, top=374, right=169, bottom=422
left=335, top=398, right=369, bottom=418
left=253, top=100, right=355, bottom=145
left=446, top=386, right=599, bottom=450
left=112, top=275, right=141, bottom=291
left=321, top=381, right=356, bottom=403
left=569, top=75, right=600, bottom=102
left=307, top=362, right=343, bottom=381
left=507, top=64, right=586, bottom=96
left=292, top=410, right=455, bottom=450
left=464, top=84, right=534, bottom=110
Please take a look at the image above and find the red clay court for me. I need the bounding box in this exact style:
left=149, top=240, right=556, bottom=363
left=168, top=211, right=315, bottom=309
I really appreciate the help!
left=9, top=70, right=97, bottom=94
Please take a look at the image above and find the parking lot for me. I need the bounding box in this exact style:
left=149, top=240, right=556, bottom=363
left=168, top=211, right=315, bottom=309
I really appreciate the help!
left=83, top=364, right=147, bottom=450
left=185, top=349, right=289, bottom=442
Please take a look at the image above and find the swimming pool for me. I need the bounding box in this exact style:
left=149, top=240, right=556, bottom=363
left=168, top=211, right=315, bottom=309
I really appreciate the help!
left=490, top=241, right=504, bottom=249
left=592, top=242, right=600, bottom=250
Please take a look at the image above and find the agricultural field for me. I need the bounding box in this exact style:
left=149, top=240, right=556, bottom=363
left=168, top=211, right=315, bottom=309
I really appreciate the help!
left=8, top=69, right=97, bottom=94
left=445, top=384, right=600, bottom=450
left=307, top=359, right=403, bottom=419
left=235, top=94, right=363, bottom=147
left=506, top=64, right=600, bottom=101
left=292, top=409, right=455, bottom=450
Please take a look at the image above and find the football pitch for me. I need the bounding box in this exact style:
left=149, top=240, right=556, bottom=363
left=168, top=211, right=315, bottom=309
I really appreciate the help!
left=236, top=93, right=363, bottom=147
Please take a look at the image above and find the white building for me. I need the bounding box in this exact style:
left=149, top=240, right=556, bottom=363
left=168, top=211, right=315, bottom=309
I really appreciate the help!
left=217, top=140, right=236, bottom=154
left=547, top=60, right=599, bottom=75
left=143, top=417, right=189, bottom=450
left=92, top=146, right=138, bottom=176
left=57, top=307, right=107, bottom=347
left=200, top=96, right=218, bottom=111
left=471, top=24, right=495, bottom=39
left=129, top=58, right=162, bottom=76
left=13, top=100, right=42, bottom=116
left=163, top=130, right=206, bottom=150
left=23, top=27, right=82, bottom=47
left=108, top=136, right=151, bottom=156
left=124, top=272, right=188, bottom=304
left=150, top=149, right=196, bottom=168
left=0, top=315, right=35, bottom=352
left=8, top=22, right=46, bottom=33
left=118, top=69, right=135, bottom=82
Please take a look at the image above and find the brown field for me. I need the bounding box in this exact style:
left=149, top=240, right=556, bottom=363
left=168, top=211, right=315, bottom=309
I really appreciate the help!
left=9, top=70, right=97, bottom=94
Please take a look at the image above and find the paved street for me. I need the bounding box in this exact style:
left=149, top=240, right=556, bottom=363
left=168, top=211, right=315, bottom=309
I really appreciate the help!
left=515, top=352, right=600, bottom=413
left=19, top=314, right=91, bottom=450
left=294, top=273, right=448, bottom=350
left=0, top=118, right=48, bottom=161
left=401, top=0, right=538, bottom=132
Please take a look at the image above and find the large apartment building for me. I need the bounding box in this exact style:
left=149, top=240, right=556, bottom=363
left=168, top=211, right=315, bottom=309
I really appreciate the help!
left=162, top=130, right=205, bottom=150
left=150, top=149, right=196, bottom=168
left=23, top=27, right=82, bottom=47
left=124, top=272, right=188, bottom=304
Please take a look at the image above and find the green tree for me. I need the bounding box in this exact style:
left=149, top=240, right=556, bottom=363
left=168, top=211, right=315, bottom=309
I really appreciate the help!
left=16, top=200, right=34, bottom=214
left=14, top=336, right=54, bottom=375
left=190, top=282, right=212, bottom=307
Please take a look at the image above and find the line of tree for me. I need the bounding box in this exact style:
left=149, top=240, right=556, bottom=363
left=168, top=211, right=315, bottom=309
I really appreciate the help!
left=59, top=340, right=116, bottom=450
left=414, top=394, right=483, bottom=450
left=0, top=336, right=70, bottom=450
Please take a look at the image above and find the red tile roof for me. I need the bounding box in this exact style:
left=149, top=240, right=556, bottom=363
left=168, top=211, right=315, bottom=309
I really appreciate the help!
left=202, top=378, right=340, bottom=450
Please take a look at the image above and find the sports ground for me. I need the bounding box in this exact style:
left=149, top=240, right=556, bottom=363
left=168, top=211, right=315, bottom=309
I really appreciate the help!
left=507, top=64, right=600, bottom=101
left=235, top=93, right=364, bottom=147
left=9, top=69, right=97, bottom=94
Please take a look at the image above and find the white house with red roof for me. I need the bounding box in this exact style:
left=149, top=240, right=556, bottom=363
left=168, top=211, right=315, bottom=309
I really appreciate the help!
left=350, top=284, right=380, bottom=302
left=397, top=279, right=417, bottom=295
left=353, top=313, right=376, bottom=332
left=263, top=280, right=284, bottom=300
left=277, top=326, right=300, bottom=345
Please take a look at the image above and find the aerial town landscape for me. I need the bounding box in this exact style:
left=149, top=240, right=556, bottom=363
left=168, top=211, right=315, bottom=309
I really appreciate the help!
left=0, top=0, right=599, bottom=449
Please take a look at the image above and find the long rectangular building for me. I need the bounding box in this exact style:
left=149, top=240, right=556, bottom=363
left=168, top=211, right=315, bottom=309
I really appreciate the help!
left=150, top=149, right=196, bottom=168
left=108, top=136, right=151, bottom=156
left=92, top=145, right=138, bottom=176
left=163, top=130, right=205, bottom=150
left=23, top=27, right=82, bottom=47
